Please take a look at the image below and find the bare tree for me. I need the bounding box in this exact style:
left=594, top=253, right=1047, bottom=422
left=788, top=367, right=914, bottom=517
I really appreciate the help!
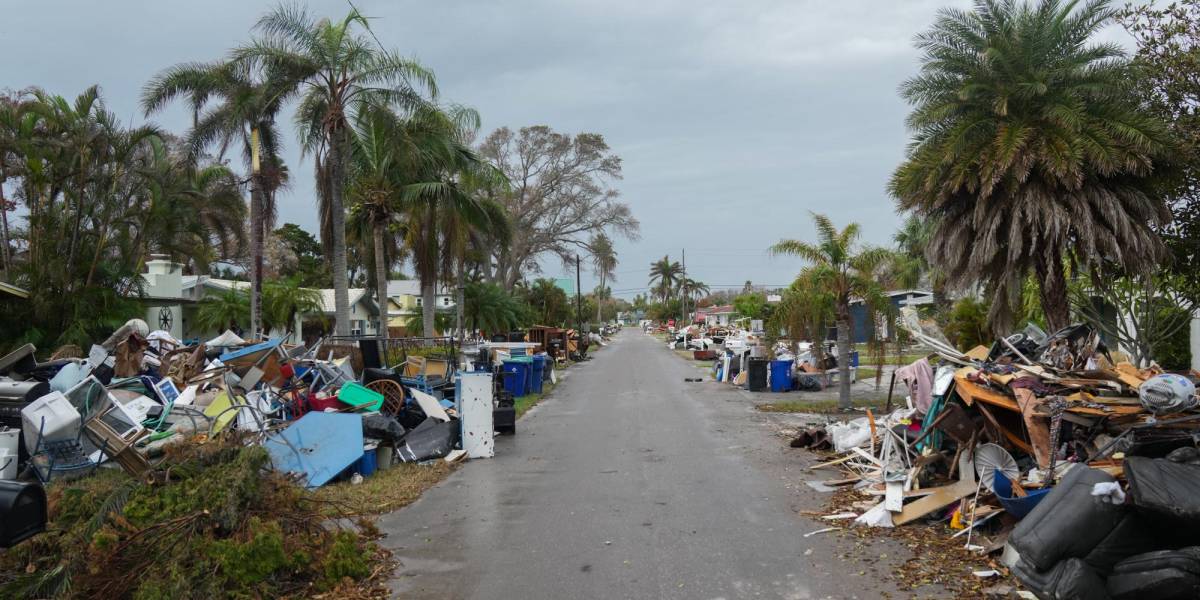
left=476, top=126, right=639, bottom=289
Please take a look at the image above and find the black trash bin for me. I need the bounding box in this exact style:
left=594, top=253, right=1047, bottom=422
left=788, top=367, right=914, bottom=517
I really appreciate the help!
left=748, top=358, right=768, bottom=392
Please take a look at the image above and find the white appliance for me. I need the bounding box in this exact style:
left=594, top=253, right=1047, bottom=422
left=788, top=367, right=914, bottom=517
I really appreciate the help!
left=456, top=372, right=494, bottom=459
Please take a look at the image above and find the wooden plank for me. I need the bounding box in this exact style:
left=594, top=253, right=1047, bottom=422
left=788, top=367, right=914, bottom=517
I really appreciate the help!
left=885, top=480, right=904, bottom=512
left=954, top=375, right=1020, bottom=412
left=974, top=401, right=1035, bottom=454
left=1114, top=363, right=1148, bottom=389
left=966, top=345, right=990, bottom=361
left=893, top=478, right=978, bottom=526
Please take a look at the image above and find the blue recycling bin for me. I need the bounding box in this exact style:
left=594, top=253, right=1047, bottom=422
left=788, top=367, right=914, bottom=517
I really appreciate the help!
left=770, top=359, right=794, bottom=392
left=502, top=360, right=529, bottom=398
left=530, top=354, right=547, bottom=393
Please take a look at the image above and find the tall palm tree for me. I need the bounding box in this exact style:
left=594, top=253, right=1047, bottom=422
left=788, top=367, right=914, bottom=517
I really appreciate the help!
left=889, top=0, right=1173, bottom=332
left=400, top=106, right=509, bottom=338
left=680, top=278, right=710, bottom=303
left=238, top=4, right=437, bottom=336
left=142, top=59, right=290, bottom=338
left=772, top=213, right=893, bottom=410
left=590, top=233, right=617, bottom=322
left=348, top=106, right=405, bottom=339
left=647, top=255, right=682, bottom=304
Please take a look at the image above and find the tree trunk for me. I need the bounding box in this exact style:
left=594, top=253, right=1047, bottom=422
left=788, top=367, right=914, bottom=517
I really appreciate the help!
left=329, top=129, right=351, bottom=337
left=249, top=183, right=263, bottom=339
left=456, top=262, right=465, bottom=346
left=836, top=309, right=852, bottom=411
left=1035, top=250, right=1070, bottom=333
left=422, top=280, right=436, bottom=338
left=0, top=167, right=9, bottom=275
left=373, top=218, right=389, bottom=340
left=596, top=271, right=604, bottom=323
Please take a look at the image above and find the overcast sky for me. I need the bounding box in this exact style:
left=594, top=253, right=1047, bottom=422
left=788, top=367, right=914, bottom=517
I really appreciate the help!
left=1, top=0, right=1134, bottom=298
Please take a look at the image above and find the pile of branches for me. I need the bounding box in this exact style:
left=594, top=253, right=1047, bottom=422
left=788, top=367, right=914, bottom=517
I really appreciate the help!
left=0, top=438, right=383, bottom=599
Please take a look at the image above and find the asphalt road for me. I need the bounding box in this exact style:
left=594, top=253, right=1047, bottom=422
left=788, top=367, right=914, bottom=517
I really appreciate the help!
left=379, top=330, right=942, bottom=599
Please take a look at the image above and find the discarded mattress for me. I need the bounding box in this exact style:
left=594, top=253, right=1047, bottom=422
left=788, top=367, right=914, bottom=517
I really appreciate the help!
left=1107, top=547, right=1200, bottom=600
left=1012, top=557, right=1109, bottom=600
left=1010, top=466, right=1124, bottom=572
left=1124, top=456, right=1200, bottom=524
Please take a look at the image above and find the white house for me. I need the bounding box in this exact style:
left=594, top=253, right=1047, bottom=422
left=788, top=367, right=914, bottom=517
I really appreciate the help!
left=139, top=255, right=379, bottom=342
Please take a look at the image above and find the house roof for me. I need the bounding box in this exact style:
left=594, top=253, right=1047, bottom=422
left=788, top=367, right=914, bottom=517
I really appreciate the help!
left=318, top=288, right=378, bottom=315
left=706, top=305, right=736, bottom=315
left=386, top=279, right=454, bottom=298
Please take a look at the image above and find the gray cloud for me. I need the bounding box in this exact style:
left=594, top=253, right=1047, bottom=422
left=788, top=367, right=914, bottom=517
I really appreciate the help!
left=1, top=0, right=1134, bottom=297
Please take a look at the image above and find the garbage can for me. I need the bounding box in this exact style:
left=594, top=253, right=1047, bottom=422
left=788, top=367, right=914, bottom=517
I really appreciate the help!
left=770, top=359, right=794, bottom=392
left=511, top=355, right=535, bottom=395
left=747, top=358, right=768, bottom=392
left=502, top=360, right=529, bottom=398
left=530, top=355, right=547, bottom=394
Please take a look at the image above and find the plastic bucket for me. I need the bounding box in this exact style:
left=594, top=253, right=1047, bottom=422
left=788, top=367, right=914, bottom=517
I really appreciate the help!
left=769, top=360, right=794, bottom=392
left=376, top=444, right=394, bottom=471
left=0, top=428, right=18, bottom=459
left=354, top=444, right=378, bottom=477
left=0, top=449, right=15, bottom=480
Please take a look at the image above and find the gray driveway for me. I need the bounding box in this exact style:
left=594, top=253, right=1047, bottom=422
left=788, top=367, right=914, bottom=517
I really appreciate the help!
left=378, top=330, right=946, bottom=599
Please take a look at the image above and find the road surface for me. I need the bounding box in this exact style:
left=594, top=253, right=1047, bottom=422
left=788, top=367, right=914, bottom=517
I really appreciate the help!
left=379, top=330, right=942, bottom=599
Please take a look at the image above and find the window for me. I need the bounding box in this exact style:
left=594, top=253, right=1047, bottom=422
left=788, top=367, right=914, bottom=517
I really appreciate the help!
left=416, top=298, right=422, bottom=306
left=442, top=297, right=451, bottom=306
left=351, top=320, right=363, bottom=336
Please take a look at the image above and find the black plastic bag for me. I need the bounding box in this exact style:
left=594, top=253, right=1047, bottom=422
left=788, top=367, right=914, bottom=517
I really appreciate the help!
left=361, top=414, right=406, bottom=443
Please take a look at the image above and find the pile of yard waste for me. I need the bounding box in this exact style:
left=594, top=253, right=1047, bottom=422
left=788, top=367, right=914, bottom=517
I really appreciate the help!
left=0, top=319, right=593, bottom=597
left=791, top=307, right=1200, bottom=600
left=0, top=439, right=377, bottom=598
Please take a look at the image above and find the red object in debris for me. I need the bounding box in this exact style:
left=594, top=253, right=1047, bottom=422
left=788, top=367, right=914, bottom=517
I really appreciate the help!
left=307, top=394, right=342, bottom=413
left=279, top=363, right=295, bottom=379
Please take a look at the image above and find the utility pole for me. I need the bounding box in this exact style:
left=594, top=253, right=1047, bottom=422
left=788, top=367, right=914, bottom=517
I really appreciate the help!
left=681, top=248, right=687, bottom=328
left=575, top=255, right=583, bottom=335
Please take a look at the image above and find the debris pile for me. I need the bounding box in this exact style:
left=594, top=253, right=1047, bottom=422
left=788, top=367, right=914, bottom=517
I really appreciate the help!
left=794, top=308, right=1200, bottom=599
left=0, top=319, right=560, bottom=595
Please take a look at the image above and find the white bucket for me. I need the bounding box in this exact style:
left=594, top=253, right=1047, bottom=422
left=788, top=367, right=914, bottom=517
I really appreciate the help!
left=0, top=449, right=16, bottom=480
left=0, top=427, right=18, bottom=458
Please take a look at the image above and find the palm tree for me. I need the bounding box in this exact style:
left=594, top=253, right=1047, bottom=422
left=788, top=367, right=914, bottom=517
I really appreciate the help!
left=465, top=281, right=526, bottom=334
left=238, top=4, right=437, bottom=336
left=771, top=213, right=893, bottom=410
left=680, top=278, right=709, bottom=303
left=194, top=287, right=251, bottom=334
left=889, top=0, right=1172, bottom=332
left=348, top=106, right=404, bottom=339
left=262, top=279, right=324, bottom=335
left=142, top=59, right=291, bottom=338
left=647, top=255, right=682, bottom=304
left=399, top=106, right=509, bottom=338
left=590, top=233, right=617, bottom=322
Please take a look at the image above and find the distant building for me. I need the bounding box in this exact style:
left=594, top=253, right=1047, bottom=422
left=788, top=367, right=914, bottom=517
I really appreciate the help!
left=843, top=290, right=933, bottom=343
left=139, top=255, right=379, bottom=342
left=385, top=280, right=456, bottom=336
left=698, top=305, right=736, bottom=327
